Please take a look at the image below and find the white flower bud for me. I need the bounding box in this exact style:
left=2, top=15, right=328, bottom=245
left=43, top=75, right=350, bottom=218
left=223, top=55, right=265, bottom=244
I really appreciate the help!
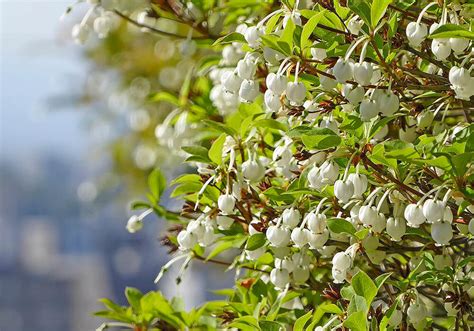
left=308, top=229, right=329, bottom=248
left=177, top=230, right=198, bottom=250
left=431, top=39, right=451, bottom=60
left=320, top=161, right=339, bottom=184
left=246, top=246, right=266, bottom=260
left=352, top=62, right=373, bottom=85
left=72, top=23, right=90, bottom=45
left=266, top=225, right=291, bottom=247
left=222, top=70, right=243, bottom=93
left=266, top=73, right=288, bottom=95
left=126, top=215, right=143, bottom=233
left=218, top=194, right=236, bottom=214
left=241, top=159, right=265, bottom=182
left=388, top=310, right=403, bottom=327
left=406, top=22, right=428, bottom=47
left=244, top=26, right=262, bottom=48
left=291, top=228, right=310, bottom=247
left=449, top=38, right=469, bottom=54
left=286, top=81, right=306, bottom=104
left=347, top=16, right=364, bottom=35
left=359, top=98, right=379, bottom=121
left=342, top=84, right=364, bottom=105
left=283, top=11, right=302, bottom=27
left=236, top=58, right=257, bottom=79
left=292, top=266, right=310, bottom=283
left=404, top=203, right=426, bottom=227
left=422, top=199, right=445, bottom=223
left=270, top=267, right=290, bottom=288
left=333, top=58, right=353, bottom=83
left=216, top=215, right=234, bottom=230
left=386, top=217, right=406, bottom=241
left=431, top=221, right=453, bottom=245
left=347, top=173, right=368, bottom=197
left=449, top=66, right=472, bottom=87
left=239, top=79, right=259, bottom=102
left=334, top=179, right=355, bottom=203
left=332, top=251, right=352, bottom=270
left=282, top=208, right=301, bottom=228
left=264, top=89, right=281, bottom=111
left=94, top=15, right=112, bottom=38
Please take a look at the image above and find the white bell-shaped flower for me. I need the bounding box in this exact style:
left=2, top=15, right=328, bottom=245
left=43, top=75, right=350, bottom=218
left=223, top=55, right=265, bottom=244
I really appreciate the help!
left=237, top=58, right=257, bottom=80
left=372, top=212, right=387, bottom=233
left=216, top=215, right=234, bottom=230
left=359, top=98, right=379, bottom=121
left=319, top=71, right=338, bottom=90
left=431, top=220, right=453, bottom=245
left=94, top=15, right=113, bottom=38
left=332, top=267, right=347, bottom=283
left=282, top=208, right=301, bottom=228
left=334, top=179, right=355, bottom=203
left=286, top=81, right=306, bottom=104
left=291, top=228, right=310, bottom=247
left=333, top=58, right=353, bottom=83
left=292, top=265, right=310, bottom=283
left=320, top=160, right=339, bottom=184
left=407, top=301, right=427, bottom=324
left=308, top=229, right=329, bottom=248
left=221, top=70, right=243, bottom=93
left=266, top=72, right=288, bottom=95
left=431, top=39, right=451, bottom=61
left=239, top=79, right=259, bottom=102
left=177, top=230, right=198, bottom=250
left=417, top=110, right=434, bottom=129
left=72, top=24, right=90, bottom=45
left=311, top=46, right=327, bottom=61
left=308, top=166, right=324, bottom=189
left=347, top=173, right=368, bottom=197
left=406, top=22, right=428, bottom=47
left=264, top=89, right=281, bottom=111
left=199, top=226, right=217, bottom=246
left=332, top=251, right=352, bottom=270
left=353, top=62, right=373, bottom=85
left=342, top=84, right=364, bottom=105
left=241, top=158, right=265, bottom=182
left=222, top=45, right=242, bottom=65
left=359, top=205, right=378, bottom=227
left=449, top=37, right=469, bottom=54
left=404, top=203, right=426, bottom=227
left=376, top=90, right=399, bottom=116
left=266, top=225, right=291, bottom=247
left=270, top=267, right=290, bottom=288
left=386, top=217, right=406, bottom=241
left=244, top=26, right=262, bottom=48
left=347, top=15, right=364, bottom=35
left=307, top=212, right=327, bottom=233
left=422, top=198, right=445, bottom=223
left=218, top=194, right=236, bottom=214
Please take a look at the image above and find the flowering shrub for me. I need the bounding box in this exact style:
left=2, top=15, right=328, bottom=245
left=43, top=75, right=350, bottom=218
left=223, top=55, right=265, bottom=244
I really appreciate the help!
left=71, top=0, right=474, bottom=330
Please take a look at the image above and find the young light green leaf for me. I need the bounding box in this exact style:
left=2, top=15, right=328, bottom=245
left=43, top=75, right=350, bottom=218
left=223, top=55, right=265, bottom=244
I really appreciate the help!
left=301, top=11, right=325, bottom=49
left=352, top=270, right=378, bottom=306
left=294, top=310, right=313, bottom=331
left=371, top=0, right=392, bottom=28
left=327, top=218, right=356, bottom=235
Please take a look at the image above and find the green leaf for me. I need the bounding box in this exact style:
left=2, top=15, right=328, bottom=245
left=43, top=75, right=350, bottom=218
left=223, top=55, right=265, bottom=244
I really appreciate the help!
left=371, top=0, right=392, bottom=28
left=301, top=132, right=341, bottom=150
left=258, top=320, right=283, bottom=331
left=279, top=18, right=295, bottom=53
left=208, top=134, right=227, bottom=165
left=206, top=235, right=246, bottom=260
left=347, top=0, right=371, bottom=26
left=203, top=119, right=238, bottom=137
left=429, top=24, right=474, bottom=40
left=294, top=310, right=313, bottom=331
left=148, top=168, right=167, bottom=200
left=327, top=218, right=356, bottom=235
left=301, top=11, right=325, bottom=49
left=375, top=272, right=392, bottom=289
left=253, top=118, right=288, bottom=131
left=246, top=233, right=266, bottom=251
left=149, top=91, right=179, bottom=105
left=125, top=287, right=143, bottom=311
left=352, top=270, right=378, bottom=306
left=344, top=311, right=367, bottom=331
left=213, top=32, right=246, bottom=45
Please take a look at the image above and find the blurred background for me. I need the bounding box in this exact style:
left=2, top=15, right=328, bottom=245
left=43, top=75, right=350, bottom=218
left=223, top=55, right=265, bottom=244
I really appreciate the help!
left=0, top=1, right=231, bottom=330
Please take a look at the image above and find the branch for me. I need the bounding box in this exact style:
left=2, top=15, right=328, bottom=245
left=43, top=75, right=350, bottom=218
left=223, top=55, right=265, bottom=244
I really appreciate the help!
left=193, top=253, right=269, bottom=273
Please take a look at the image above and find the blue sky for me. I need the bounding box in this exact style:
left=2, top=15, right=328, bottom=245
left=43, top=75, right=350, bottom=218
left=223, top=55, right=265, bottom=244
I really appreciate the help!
left=1, top=1, right=88, bottom=160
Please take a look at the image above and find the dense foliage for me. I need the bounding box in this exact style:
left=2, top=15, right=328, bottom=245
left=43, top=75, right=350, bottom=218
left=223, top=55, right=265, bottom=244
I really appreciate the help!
left=69, top=0, right=473, bottom=330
